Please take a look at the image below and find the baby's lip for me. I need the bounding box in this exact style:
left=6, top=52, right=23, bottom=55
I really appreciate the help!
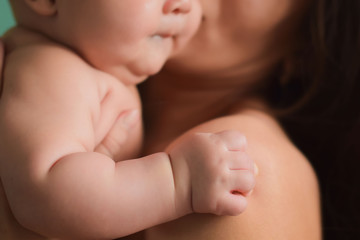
left=153, top=28, right=180, bottom=38
left=155, top=13, right=188, bottom=38
left=155, top=22, right=184, bottom=38
left=153, top=33, right=174, bottom=38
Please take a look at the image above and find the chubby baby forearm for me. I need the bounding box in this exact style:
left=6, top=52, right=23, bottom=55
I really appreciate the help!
left=2, top=130, right=255, bottom=239
left=3, top=151, right=185, bottom=239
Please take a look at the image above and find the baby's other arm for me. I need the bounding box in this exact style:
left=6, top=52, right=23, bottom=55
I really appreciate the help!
left=0, top=44, right=255, bottom=239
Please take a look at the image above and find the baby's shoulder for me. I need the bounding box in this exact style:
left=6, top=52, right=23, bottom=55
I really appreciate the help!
left=4, top=27, right=90, bottom=72
left=3, top=27, right=99, bottom=92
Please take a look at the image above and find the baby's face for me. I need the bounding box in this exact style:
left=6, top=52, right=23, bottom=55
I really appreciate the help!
left=55, top=0, right=201, bottom=84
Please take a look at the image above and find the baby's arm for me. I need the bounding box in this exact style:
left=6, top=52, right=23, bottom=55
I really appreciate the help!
left=0, top=45, right=254, bottom=239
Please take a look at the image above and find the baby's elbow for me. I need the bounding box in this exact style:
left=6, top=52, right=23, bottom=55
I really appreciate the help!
left=3, top=176, right=59, bottom=237
left=9, top=196, right=52, bottom=237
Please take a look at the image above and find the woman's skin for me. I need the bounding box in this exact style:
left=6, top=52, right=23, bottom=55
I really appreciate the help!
left=135, top=0, right=321, bottom=239
left=0, top=0, right=321, bottom=239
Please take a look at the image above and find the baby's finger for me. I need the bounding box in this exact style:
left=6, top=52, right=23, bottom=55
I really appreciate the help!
left=229, top=170, right=256, bottom=195
left=216, top=193, right=248, bottom=216
left=94, top=109, right=139, bottom=159
left=227, top=152, right=254, bottom=171
left=212, top=130, right=247, bottom=152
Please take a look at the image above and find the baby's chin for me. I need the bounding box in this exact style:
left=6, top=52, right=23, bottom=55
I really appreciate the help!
left=129, top=57, right=168, bottom=81
left=105, top=60, right=166, bottom=86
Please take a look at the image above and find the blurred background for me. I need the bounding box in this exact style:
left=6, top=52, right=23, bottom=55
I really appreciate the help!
left=0, top=0, right=15, bottom=35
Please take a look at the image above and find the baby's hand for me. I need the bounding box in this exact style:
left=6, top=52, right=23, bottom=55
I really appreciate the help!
left=94, top=109, right=140, bottom=161
left=168, top=130, right=256, bottom=216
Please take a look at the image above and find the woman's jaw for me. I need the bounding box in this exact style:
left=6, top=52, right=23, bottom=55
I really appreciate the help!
left=164, top=0, right=310, bottom=82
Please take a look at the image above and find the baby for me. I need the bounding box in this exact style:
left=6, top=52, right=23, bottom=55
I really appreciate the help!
left=0, top=0, right=255, bottom=239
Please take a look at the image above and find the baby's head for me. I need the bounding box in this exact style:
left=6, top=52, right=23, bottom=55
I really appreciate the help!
left=9, top=0, right=201, bottom=84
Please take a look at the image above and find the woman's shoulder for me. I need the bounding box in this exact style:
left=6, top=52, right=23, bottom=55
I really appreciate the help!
left=147, top=107, right=322, bottom=240
left=233, top=108, right=321, bottom=238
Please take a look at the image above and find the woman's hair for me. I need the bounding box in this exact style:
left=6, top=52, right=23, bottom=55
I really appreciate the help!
left=272, top=0, right=360, bottom=239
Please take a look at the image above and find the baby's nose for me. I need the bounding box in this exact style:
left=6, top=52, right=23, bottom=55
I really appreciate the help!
left=163, top=0, right=191, bottom=14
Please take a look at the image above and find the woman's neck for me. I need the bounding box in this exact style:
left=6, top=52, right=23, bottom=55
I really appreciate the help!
left=140, top=61, right=276, bottom=153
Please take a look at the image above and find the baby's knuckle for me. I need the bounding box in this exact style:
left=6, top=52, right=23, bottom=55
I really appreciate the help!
left=240, top=155, right=254, bottom=169
left=241, top=172, right=256, bottom=192
left=232, top=199, right=248, bottom=215
left=217, top=172, right=229, bottom=186
left=225, top=130, right=246, bottom=141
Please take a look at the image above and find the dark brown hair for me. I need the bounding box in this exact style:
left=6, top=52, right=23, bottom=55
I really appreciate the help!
left=273, top=0, right=360, bottom=239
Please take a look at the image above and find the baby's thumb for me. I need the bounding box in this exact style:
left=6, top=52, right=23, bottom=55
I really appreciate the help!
left=94, top=109, right=140, bottom=159
left=120, top=109, right=140, bottom=128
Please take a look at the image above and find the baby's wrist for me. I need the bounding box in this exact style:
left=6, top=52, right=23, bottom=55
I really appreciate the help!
left=167, top=149, right=193, bottom=217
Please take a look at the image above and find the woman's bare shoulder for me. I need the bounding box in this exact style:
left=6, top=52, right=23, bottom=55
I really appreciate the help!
left=146, top=109, right=321, bottom=240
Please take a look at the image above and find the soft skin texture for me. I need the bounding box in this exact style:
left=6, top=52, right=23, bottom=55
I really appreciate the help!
left=0, top=0, right=256, bottom=239
left=0, top=0, right=322, bottom=239
left=123, top=0, right=321, bottom=239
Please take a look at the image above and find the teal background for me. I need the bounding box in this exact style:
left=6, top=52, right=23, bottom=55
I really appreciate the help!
left=0, top=0, right=15, bottom=35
